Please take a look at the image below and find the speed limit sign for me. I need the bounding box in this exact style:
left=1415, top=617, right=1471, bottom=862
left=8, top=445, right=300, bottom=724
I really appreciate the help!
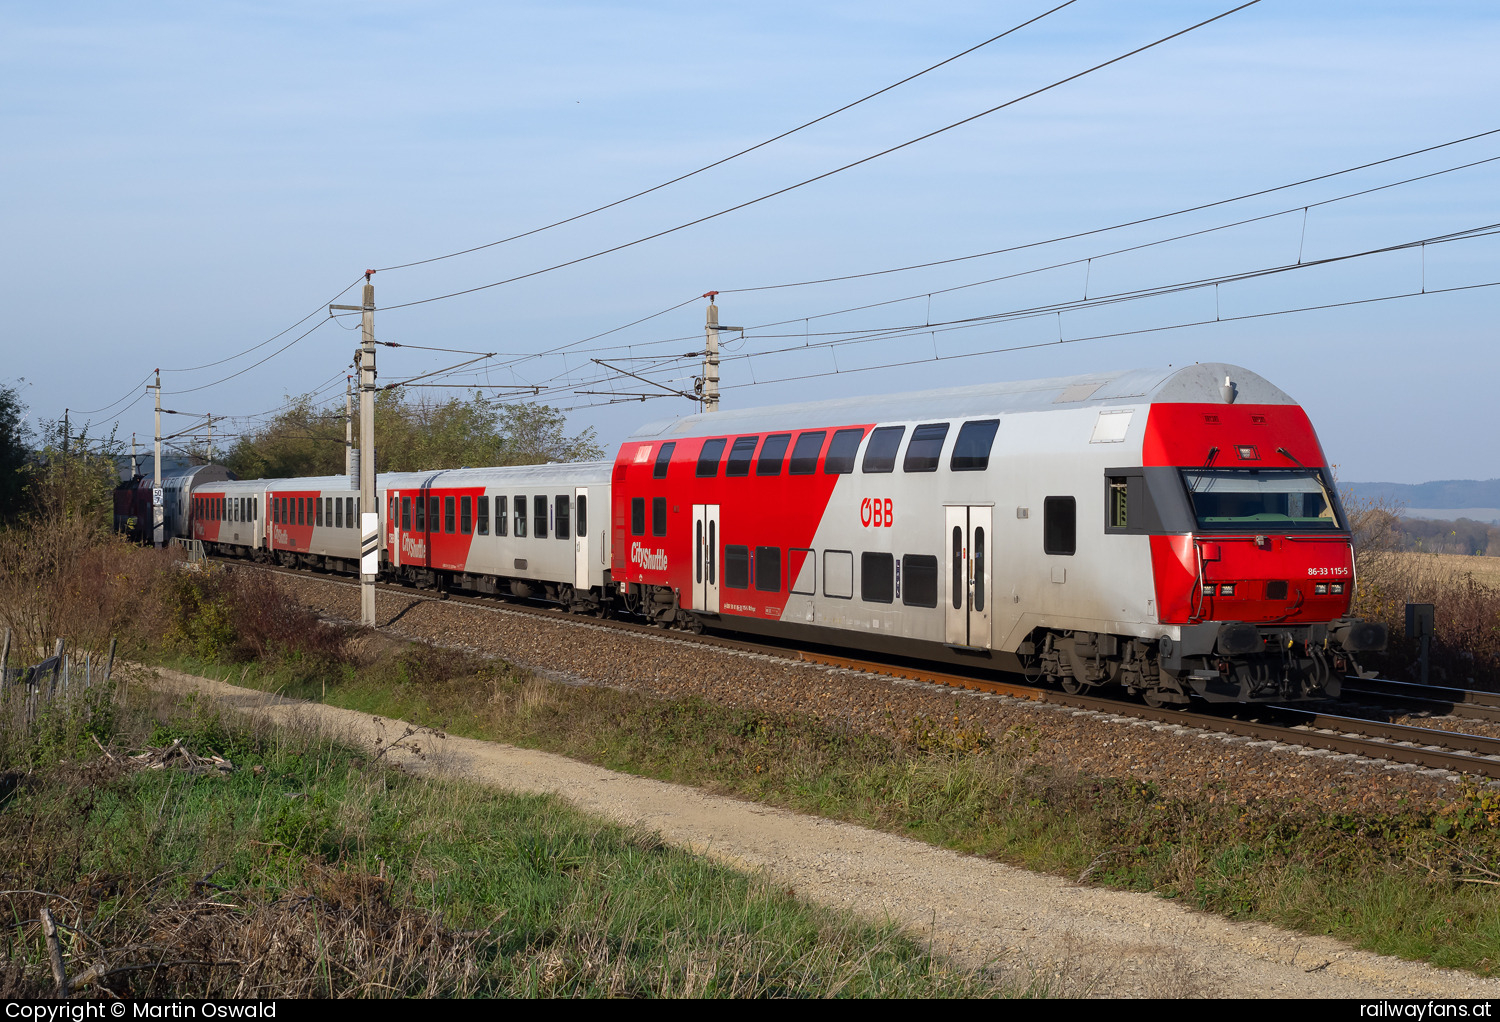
left=152, top=488, right=163, bottom=507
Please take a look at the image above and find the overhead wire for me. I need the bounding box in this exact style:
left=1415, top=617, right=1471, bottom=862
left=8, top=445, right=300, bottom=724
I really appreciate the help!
left=372, top=1, right=1264, bottom=315
left=371, top=1, right=1081, bottom=274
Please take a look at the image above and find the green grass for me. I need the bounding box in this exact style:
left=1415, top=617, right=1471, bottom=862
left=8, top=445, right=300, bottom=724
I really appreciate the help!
left=0, top=690, right=1014, bottom=998
left=157, top=642, right=1500, bottom=977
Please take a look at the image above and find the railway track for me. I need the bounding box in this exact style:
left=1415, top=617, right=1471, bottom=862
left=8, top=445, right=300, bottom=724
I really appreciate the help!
left=216, top=557, right=1500, bottom=781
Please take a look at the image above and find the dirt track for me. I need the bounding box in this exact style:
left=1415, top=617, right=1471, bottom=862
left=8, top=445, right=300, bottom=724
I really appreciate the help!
left=145, top=666, right=1500, bottom=999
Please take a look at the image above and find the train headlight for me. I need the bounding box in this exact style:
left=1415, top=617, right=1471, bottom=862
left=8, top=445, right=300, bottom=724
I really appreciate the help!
left=1202, top=583, right=1216, bottom=595
left=1330, top=583, right=1344, bottom=594
left=1314, top=583, right=1327, bottom=595
left=1219, top=583, right=1235, bottom=597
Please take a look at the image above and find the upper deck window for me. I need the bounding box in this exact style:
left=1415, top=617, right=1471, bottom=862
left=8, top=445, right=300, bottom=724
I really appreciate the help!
left=725, top=437, right=759, bottom=477
left=789, top=432, right=826, bottom=475
left=824, top=429, right=865, bottom=474
left=696, top=438, right=727, bottom=477
left=757, top=434, right=791, bottom=476
left=653, top=442, right=675, bottom=480
left=1180, top=468, right=1342, bottom=531
left=861, top=426, right=904, bottom=473
left=903, top=423, right=950, bottom=473
left=950, top=419, right=999, bottom=472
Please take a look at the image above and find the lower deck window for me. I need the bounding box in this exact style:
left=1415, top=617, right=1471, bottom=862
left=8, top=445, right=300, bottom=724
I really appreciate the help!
left=901, top=554, right=938, bottom=608
left=725, top=545, right=750, bottom=589
left=861, top=552, right=894, bottom=604
left=755, top=546, right=781, bottom=592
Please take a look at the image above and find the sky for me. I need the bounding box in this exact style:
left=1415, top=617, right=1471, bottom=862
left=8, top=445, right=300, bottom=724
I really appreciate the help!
left=2, top=0, right=1497, bottom=483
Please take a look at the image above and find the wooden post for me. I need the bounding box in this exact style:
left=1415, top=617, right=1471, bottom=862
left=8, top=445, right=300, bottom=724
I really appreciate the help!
left=48, top=638, right=64, bottom=700
left=104, top=637, right=116, bottom=684
left=0, top=627, right=10, bottom=701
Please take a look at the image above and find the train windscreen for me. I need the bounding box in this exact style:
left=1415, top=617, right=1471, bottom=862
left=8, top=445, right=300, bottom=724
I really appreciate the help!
left=1180, top=468, right=1341, bottom=531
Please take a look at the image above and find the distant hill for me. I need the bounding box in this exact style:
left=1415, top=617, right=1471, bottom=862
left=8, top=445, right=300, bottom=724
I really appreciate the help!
left=1341, top=479, right=1500, bottom=509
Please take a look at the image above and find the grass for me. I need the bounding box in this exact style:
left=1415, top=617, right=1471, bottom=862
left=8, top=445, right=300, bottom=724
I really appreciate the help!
left=0, top=686, right=1013, bottom=998
left=165, top=638, right=1500, bottom=977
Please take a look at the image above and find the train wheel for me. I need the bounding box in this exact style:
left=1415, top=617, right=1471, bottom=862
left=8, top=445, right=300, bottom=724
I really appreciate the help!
left=1060, top=676, right=1083, bottom=695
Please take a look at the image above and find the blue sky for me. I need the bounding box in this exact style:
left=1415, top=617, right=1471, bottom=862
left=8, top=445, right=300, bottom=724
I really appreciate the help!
left=2, top=0, right=1496, bottom=482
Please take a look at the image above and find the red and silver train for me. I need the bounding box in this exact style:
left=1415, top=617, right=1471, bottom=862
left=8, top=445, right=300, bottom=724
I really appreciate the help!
left=177, top=363, right=1387, bottom=706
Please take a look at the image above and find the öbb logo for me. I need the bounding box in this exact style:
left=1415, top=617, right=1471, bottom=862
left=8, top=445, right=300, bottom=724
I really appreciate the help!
left=860, top=498, right=893, bottom=528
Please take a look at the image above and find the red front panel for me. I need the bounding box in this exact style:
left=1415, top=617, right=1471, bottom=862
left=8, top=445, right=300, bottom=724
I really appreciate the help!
left=1143, top=401, right=1352, bottom=625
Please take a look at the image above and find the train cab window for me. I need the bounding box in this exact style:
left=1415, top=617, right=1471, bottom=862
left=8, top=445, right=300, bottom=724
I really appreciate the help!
left=556, top=495, right=570, bottom=540
left=631, top=497, right=645, bottom=536
left=824, top=429, right=865, bottom=474
left=460, top=496, right=473, bottom=535
left=652, top=442, right=676, bottom=479
left=724, top=545, right=750, bottom=589
left=534, top=497, right=548, bottom=539
left=576, top=495, right=587, bottom=537
left=1107, top=478, right=1128, bottom=530
left=755, top=546, right=781, bottom=592
left=651, top=497, right=667, bottom=537
left=1044, top=496, right=1076, bottom=555
left=725, top=437, right=759, bottom=477
left=477, top=495, right=489, bottom=535
left=514, top=495, right=527, bottom=537
left=903, top=423, right=950, bottom=472
left=861, top=552, right=895, bottom=604
left=495, top=496, right=508, bottom=536
left=789, top=431, right=826, bottom=475
left=401, top=498, right=411, bottom=531
left=757, top=433, right=790, bottom=476
left=823, top=550, right=853, bottom=599
left=950, top=419, right=1000, bottom=472
left=861, top=426, right=904, bottom=473
left=336, top=499, right=344, bottom=529
left=902, top=554, right=939, bottom=608
left=696, top=438, right=727, bottom=477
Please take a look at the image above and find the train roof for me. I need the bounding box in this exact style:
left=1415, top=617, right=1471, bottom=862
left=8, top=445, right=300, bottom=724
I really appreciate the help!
left=627, top=363, right=1294, bottom=440
left=194, top=461, right=613, bottom=492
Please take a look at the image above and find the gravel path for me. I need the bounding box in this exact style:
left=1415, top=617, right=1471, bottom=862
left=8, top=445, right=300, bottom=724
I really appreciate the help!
left=143, top=665, right=1500, bottom=999
left=268, top=570, right=1467, bottom=814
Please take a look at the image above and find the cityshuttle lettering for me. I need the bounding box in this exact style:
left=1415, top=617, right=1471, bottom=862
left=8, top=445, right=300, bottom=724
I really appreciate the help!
left=401, top=534, right=427, bottom=560
left=631, top=542, right=667, bottom=571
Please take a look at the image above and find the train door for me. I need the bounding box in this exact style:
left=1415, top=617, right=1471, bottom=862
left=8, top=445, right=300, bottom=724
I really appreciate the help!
left=387, top=490, right=403, bottom=568
left=692, top=503, right=720, bottom=613
left=945, top=505, right=993, bottom=649
left=574, top=487, right=591, bottom=590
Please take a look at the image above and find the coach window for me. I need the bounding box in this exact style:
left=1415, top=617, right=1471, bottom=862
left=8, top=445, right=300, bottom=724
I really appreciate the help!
left=789, top=548, right=815, bottom=595
left=401, top=498, right=411, bottom=531
left=754, top=433, right=790, bottom=476
left=477, top=495, right=489, bottom=536
left=534, top=497, right=548, bottom=539
left=346, top=497, right=355, bottom=527
left=652, top=442, right=676, bottom=479
left=725, top=436, right=759, bottom=477
left=514, top=495, right=527, bottom=538
left=902, top=555, right=939, bottom=608
left=336, top=498, right=344, bottom=529
left=461, top=496, right=473, bottom=535
left=631, top=497, right=645, bottom=536
left=950, top=419, right=1000, bottom=472
left=426, top=496, right=438, bottom=532
left=755, top=546, right=781, bottom=592
left=823, top=550, right=853, bottom=599
left=861, top=552, right=895, bottom=604
left=724, top=545, right=750, bottom=589
left=861, top=426, right=904, bottom=473
left=903, top=423, right=950, bottom=472
left=696, top=438, right=727, bottom=477
left=298, top=498, right=306, bottom=526
left=495, top=495, right=508, bottom=536
left=440, top=496, right=452, bottom=534
left=824, top=428, right=865, bottom=474
left=318, top=499, right=325, bottom=528
left=789, top=431, right=826, bottom=475
left=556, top=495, right=570, bottom=540
left=1044, top=496, right=1077, bottom=555
left=651, top=496, right=667, bottom=537
left=326, top=497, right=333, bottom=526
